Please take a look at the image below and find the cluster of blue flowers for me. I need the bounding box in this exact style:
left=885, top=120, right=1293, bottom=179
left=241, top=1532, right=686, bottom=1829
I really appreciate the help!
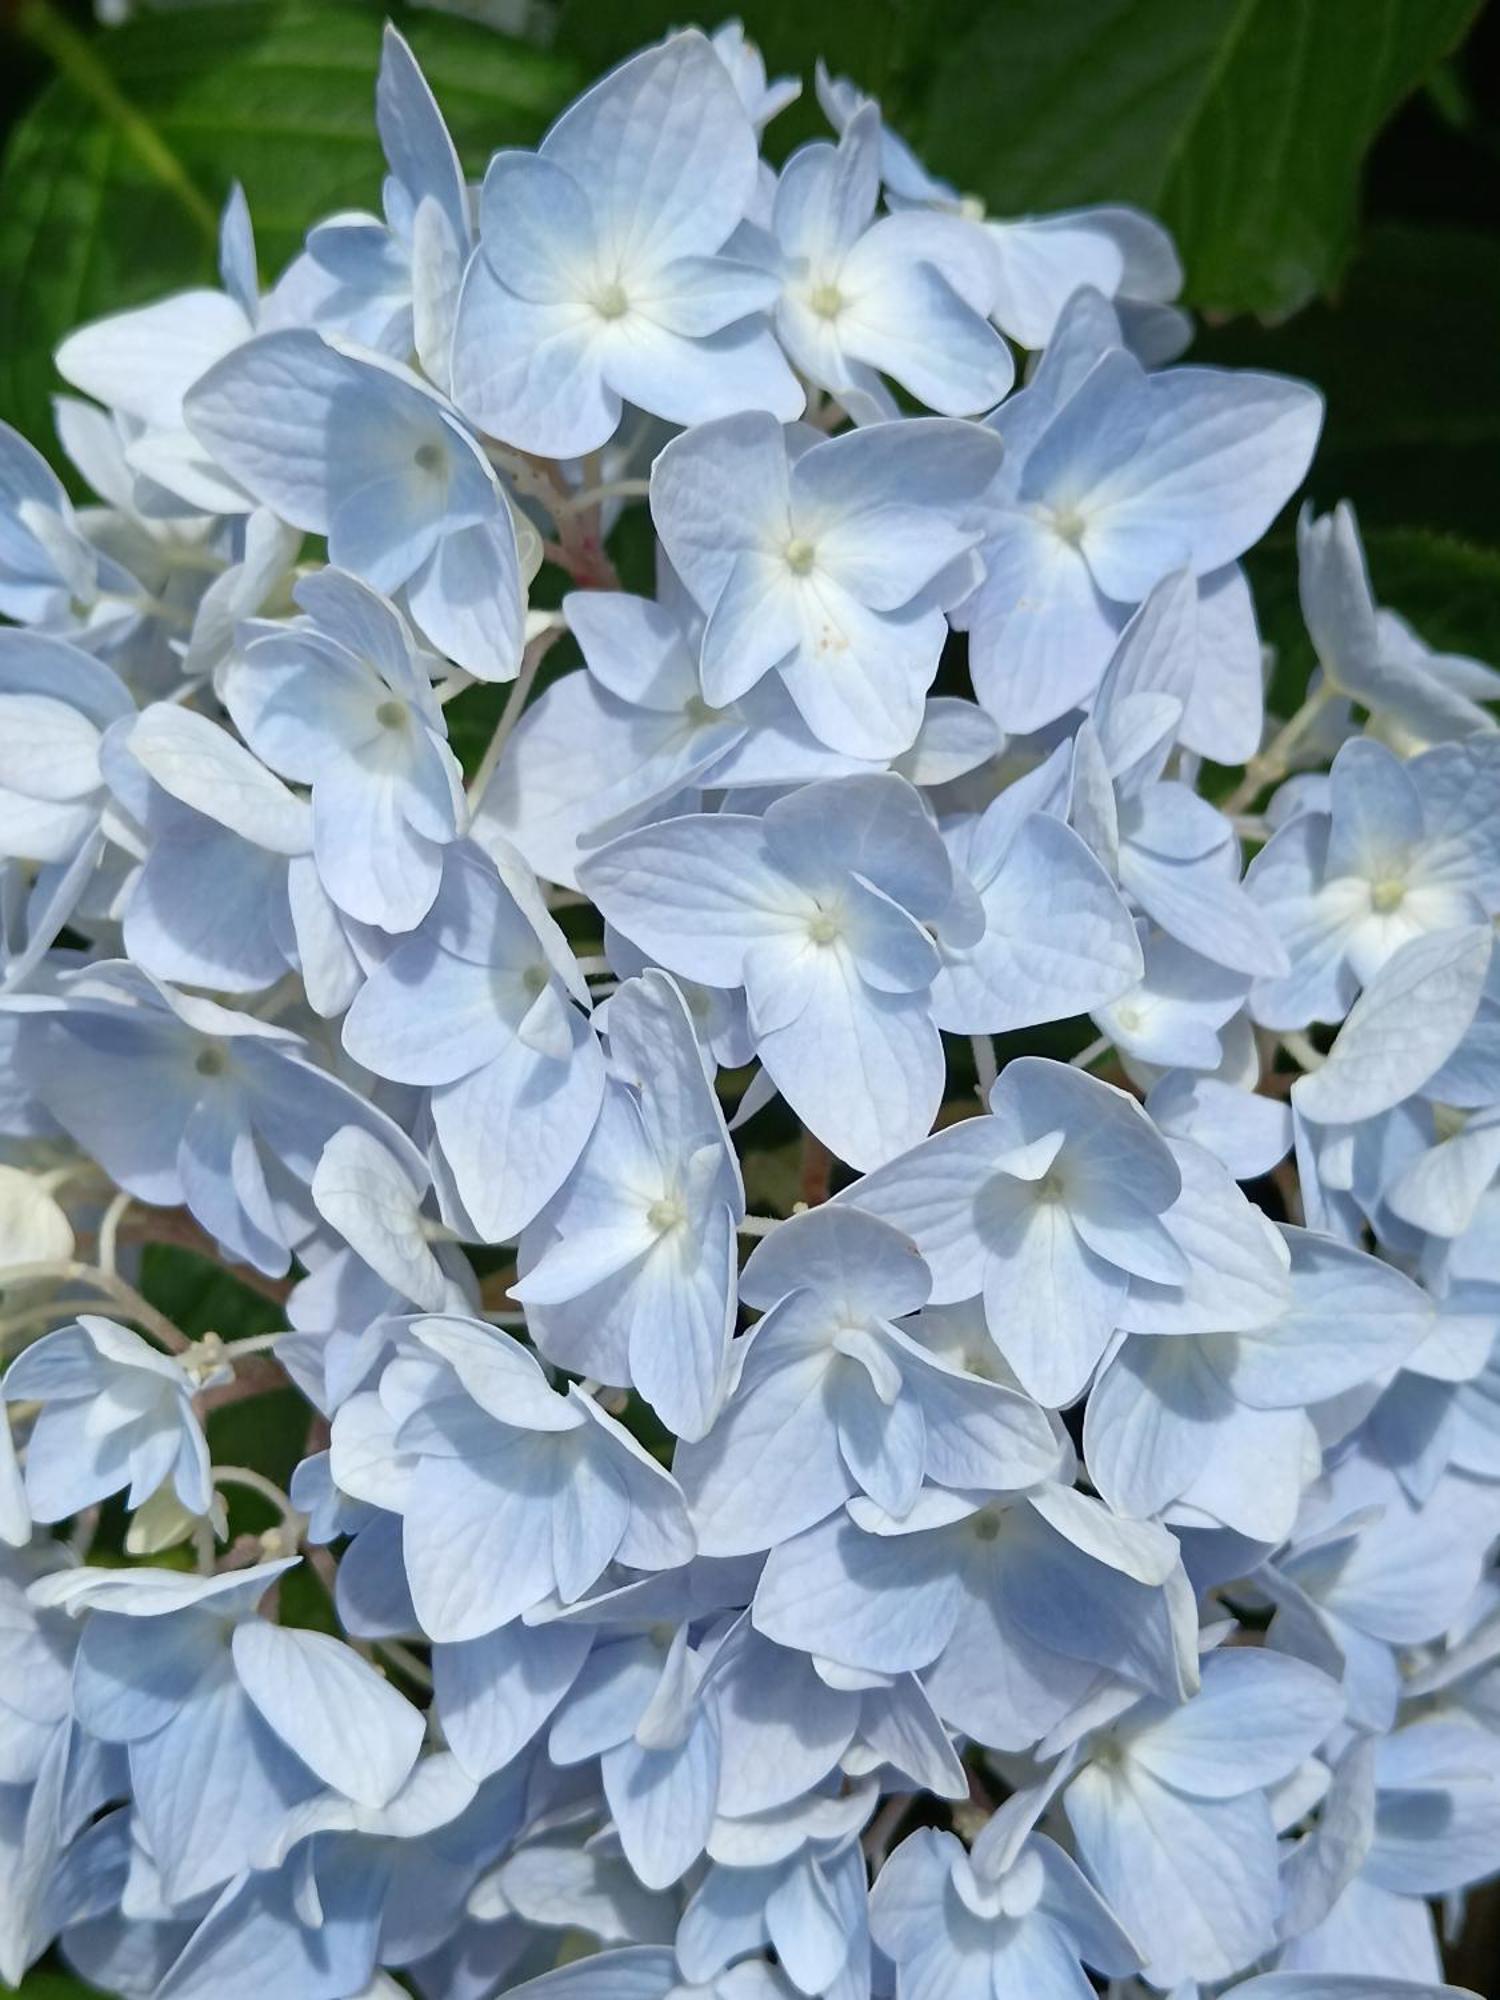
left=1, top=19, right=1498, bottom=2000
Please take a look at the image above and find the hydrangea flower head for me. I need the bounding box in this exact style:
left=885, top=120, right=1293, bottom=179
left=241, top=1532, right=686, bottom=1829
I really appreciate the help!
left=0, top=17, right=1496, bottom=1998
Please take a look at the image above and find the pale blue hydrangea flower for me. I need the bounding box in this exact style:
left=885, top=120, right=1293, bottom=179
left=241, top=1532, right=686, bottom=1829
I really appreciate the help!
left=583, top=773, right=954, bottom=1169
left=0, top=631, right=134, bottom=984
left=0, top=1543, right=110, bottom=1988
left=813, top=62, right=1190, bottom=359
left=0, top=418, right=123, bottom=630
left=1298, top=502, right=1500, bottom=746
left=752, top=1476, right=1197, bottom=1748
left=1264, top=1455, right=1500, bottom=1732
left=107, top=701, right=316, bottom=1001
left=846, top=1055, right=1190, bottom=1404
left=186, top=333, right=526, bottom=678
left=32, top=1559, right=424, bottom=1904
left=708, top=1613, right=967, bottom=1815
left=1248, top=736, right=1500, bottom=1029
left=1084, top=1217, right=1432, bottom=1544
left=766, top=104, right=1014, bottom=420
left=870, top=1825, right=1141, bottom=2000
left=450, top=31, right=801, bottom=458
left=9, top=959, right=427, bottom=1273
left=53, top=189, right=261, bottom=519
left=105, top=698, right=384, bottom=1019
left=284, top=26, right=474, bottom=386
left=341, top=839, right=605, bottom=1241
left=1069, top=574, right=1292, bottom=981
left=675, top=1204, right=1061, bottom=1550
left=961, top=290, right=1321, bottom=735
left=327, top=1315, right=694, bottom=1641
left=310, top=1123, right=471, bottom=1316
left=712, top=19, right=801, bottom=131
left=516, top=970, right=744, bottom=1440
left=1095, top=926, right=1252, bottom=1075
left=649, top=410, right=1002, bottom=757
left=678, top=1804, right=873, bottom=2000
left=224, top=569, right=466, bottom=932
left=1292, top=925, right=1493, bottom=1129
left=548, top=1613, right=724, bottom=1889
left=1063, top=1649, right=1345, bottom=1987
left=930, top=745, right=1144, bottom=1034
left=121, top=1751, right=505, bottom=2000
left=476, top=563, right=961, bottom=891
left=2, top=1316, right=209, bottom=1524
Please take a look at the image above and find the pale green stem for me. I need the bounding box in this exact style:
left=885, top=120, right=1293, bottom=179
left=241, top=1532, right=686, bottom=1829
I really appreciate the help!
left=96, top=1189, right=132, bottom=1277
left=971, top=1034, right=998, bottom=1098
left=1222, top=680, right=1340, bottom=815
left=0, top=1260, right=188, bottom=1351
left=551, top=478, right=652, bottom=517
left=465, top=625, right=562, bottom=810
left=1070, top=1033, right=1112, bottom=1070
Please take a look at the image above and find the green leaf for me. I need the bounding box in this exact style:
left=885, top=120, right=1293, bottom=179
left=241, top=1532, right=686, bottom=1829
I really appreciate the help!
left=1196, top=224, right=1500, bottom=545
left=17, top=1971, right=104, bottom=1997
left=1356, top=529, right=1500, bottom=661
left=139, top=1242, right=282, bottom=1344
left=0, top=0, right=579, bottom=453
left=913, top=0, right=1483, bottom=318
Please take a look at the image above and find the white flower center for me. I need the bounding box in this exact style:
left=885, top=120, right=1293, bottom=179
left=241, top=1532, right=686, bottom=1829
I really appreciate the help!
left=784, top=537, right=818, bottom=576
left=594, top=280, right=630, bottom=321
left=1371, top=877, right=1406, bottom=913
left=375, top=699, right=409, bottom=730
left=808, top=280, right=846, bottom=320
left=647, top=1194, right=687, bottom=1234
left=1050, top=502, right=1088, bottom=548
left=807, top=908, right=843, bottom=946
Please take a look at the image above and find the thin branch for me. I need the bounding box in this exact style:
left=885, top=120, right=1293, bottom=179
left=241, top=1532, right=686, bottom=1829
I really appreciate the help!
left=970, top=1034, right=998, bottom=1099
left=1069, top=1032, right=1112, bottom=1070
left=0, top=1260, right=188, bottom=1351
left=1222, top=680, right=1339, bottom=816
left=466, top=624, right=563, bottom=809
left=550, top=477, right=652, bottom=516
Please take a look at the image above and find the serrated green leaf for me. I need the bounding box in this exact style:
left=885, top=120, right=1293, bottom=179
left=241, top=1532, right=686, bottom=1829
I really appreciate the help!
left=0, top=0, right=579, bottom=453
left=914, top=0, right=1482, bottom=318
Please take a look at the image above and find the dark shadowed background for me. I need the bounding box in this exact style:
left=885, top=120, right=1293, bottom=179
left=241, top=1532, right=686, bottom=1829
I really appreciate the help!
left=2, top=1, right=1497, bottom=1992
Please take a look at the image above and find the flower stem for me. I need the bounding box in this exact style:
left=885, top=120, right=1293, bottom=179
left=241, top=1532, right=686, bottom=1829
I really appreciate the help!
left=1223, top=680, right=1339, bottom=815
left=466, top=624, right=562, bottom=810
